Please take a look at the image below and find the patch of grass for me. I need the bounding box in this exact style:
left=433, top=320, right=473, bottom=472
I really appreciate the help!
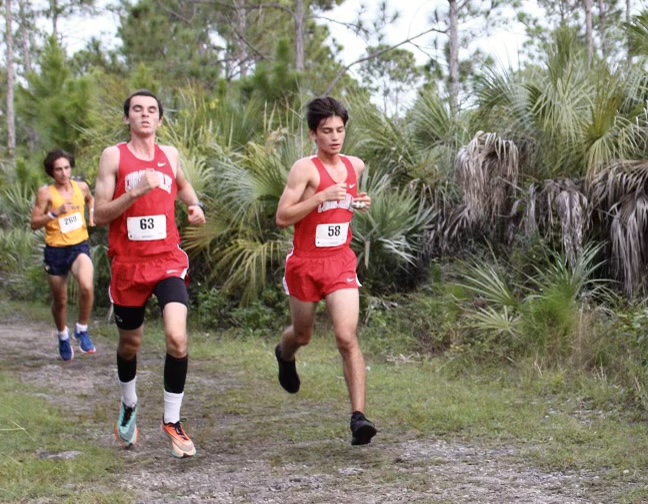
left=0, top=374, right=130, bottom=503
left=194, top=333, right=647, bottom=480
left=1, top=296, right=645, bottom=503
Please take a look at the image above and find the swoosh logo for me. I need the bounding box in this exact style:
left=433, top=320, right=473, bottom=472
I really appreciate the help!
left=158, top=162, right=166, bottom=167
left=346, top=277, right=354, bottom=283
left=348, top=184, right=356, bottom=189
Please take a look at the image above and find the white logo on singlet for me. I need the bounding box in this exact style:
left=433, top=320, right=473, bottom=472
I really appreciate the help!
left=124, top=170, right=173, bottom=195
left=318, top=193, right=353, bottom=213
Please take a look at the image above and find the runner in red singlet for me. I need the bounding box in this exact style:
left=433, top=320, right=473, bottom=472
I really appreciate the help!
left=94, top=90, right=206, bottom=458
left=274, top=96, right=377, bottom=445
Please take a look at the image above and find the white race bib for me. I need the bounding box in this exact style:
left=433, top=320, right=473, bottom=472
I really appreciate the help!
left=58, top=212, right=83, bottom=234
left=127, top=215, right=167, bottom=241
left=315, top=222, right=349, bottom=247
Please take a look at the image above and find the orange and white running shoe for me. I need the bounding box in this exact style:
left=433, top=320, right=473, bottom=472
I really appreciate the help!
left=161, top=419, right=196, bottom=458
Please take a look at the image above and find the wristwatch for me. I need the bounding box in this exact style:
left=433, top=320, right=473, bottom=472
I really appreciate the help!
left=189, top=202, right=205, bottom=213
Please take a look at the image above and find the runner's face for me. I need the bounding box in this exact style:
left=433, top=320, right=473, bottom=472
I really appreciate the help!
left=311, top=116, right=345, bottom=155
left=51, top=157, right=72, bottom=185
left=124, top=95, right=162, bottom=135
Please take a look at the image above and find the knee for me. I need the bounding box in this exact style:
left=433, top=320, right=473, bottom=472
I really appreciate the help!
left=166, top=332, right=188, bottom=357
left=118, top=334, right=141, bottom=358
left=335, top=332, right=359, bottom=355
left=79, top=282, right=93, bottom=298
left=52, top=295, right=67, bottom=310
left=292, top=327, right=313, bottom=347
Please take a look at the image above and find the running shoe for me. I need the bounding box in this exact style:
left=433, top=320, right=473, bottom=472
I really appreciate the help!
left=350, top=412, right=377, bottom=446
left=74, top=329, right=96, bottom=354
left=114, top=403, right=138, bottom=448
left=58, top=337, right=74, bottom=361
left=275, top=344, right=300, bottom=393
left=161, top=419, right=196, bottom=458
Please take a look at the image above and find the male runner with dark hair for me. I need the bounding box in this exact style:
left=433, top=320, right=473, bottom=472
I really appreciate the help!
left=31, top=148, right=96, bottom=360
left=94, top=90, right=206, bottom=458
left=274, top=96, right=377, bottom=445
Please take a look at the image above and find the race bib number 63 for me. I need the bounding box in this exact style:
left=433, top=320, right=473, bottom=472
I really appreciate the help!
left=127, top=215, right=167, bottom=241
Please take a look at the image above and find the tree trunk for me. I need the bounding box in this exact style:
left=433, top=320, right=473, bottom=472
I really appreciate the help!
left=448, top=0, right=459, bottom=112
left=597, top=0, right=608, bottom=61
left=50, top=0, right=58, bottom=37
left=294, top=0, right=305, bottom=72
left=235, top=0, right=248, bottom=77
left=625, top=0, right=631, bottom=60
left=18, top=0, right=32, bottom=73
left=5, top=0, right=16, bottom=162
left=584, top=0, right=593, bottom=67
left=18, top=0, right=37, bottom=152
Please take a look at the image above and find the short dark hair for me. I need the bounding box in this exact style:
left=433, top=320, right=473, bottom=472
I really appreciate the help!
left=123, top=89, right=164, bottom=118
left=306, top=96, right=349, bottom=132
left=44, top=149, right=75, bottom=178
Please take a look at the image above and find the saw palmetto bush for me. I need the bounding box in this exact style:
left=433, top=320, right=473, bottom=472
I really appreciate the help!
left=352, top=175, right=438, bottom=293
left=456, top=243, right=608, bottom=363
left=182, top=138, right=290, bottom=305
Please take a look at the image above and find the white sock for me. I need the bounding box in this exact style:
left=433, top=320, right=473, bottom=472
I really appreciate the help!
left=57, top=328, right=69, bottom=340
left=76, top=323, right=88, bottom=333
left=163, top=390, right=184, bottom=424
left=119, top=377, right=138, bottom=408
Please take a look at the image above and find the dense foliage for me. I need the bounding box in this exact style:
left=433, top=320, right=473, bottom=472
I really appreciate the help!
left=0, top=1, right=646, bottom=413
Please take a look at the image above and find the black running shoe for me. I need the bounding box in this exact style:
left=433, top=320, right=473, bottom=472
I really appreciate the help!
left=275, top=344, right=300, bottom=393
left=350, top=412, right=377, bottom=446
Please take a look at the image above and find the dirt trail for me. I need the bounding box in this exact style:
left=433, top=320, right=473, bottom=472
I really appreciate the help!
left=1, top=320, right=641, bottom=504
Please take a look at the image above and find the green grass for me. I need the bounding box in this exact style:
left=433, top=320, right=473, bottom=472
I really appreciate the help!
left=193, top=331, right=647, bottom=473
left=1, top=298, right=646, bottom=502
left=0, top=374, right=130, bottom=503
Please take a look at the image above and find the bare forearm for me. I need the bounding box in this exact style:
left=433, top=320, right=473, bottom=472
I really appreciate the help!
left=276, top=192, right=325, bottom=228
left=177, top=184, right=200, bottom=207
left=31, top=210, right=56, bottom=231
left=94, top=192, right=136, bottom=226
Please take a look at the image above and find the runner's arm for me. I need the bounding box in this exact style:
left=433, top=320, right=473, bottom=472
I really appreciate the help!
left=30, top=186, right=53, bottom=231
left=80, top=181, right=96, bottom=227
left=94, top=146, right=162, bottom=226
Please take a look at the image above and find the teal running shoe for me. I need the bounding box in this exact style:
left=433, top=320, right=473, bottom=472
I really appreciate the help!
left=114, top=403, right=138, bottom=448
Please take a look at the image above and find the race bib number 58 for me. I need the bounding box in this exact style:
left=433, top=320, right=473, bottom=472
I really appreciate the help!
left=127, top=215, right=167, bottom=241
left=315, top=222, right=349, bottom=247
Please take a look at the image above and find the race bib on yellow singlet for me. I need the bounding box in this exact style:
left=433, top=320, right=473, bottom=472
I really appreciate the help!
left=315, top=222, right=349, bottom=247
left=58, top=212, right=83, bottom=234
left=127, top=215, right=167, bottom=241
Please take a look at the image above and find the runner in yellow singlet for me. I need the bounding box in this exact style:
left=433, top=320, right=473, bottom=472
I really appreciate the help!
left=30, top=149, right=96, bottom=361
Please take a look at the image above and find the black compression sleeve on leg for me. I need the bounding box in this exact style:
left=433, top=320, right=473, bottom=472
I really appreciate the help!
left=164, top=353, right=188, bottom=393
left=117, top=353, right=137, bottom=383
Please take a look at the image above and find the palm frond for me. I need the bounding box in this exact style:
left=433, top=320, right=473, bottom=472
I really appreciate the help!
left=215, top=238, right=286, bottom=305
left=456, top=260, right=520, bottom=310
left=609, top=193, right=648, bottom=297
left=529, top=242, right=607, bottom=301
left=464, top=305, right=520, bottom=339
left=455, top=131, right=520, bottom=232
